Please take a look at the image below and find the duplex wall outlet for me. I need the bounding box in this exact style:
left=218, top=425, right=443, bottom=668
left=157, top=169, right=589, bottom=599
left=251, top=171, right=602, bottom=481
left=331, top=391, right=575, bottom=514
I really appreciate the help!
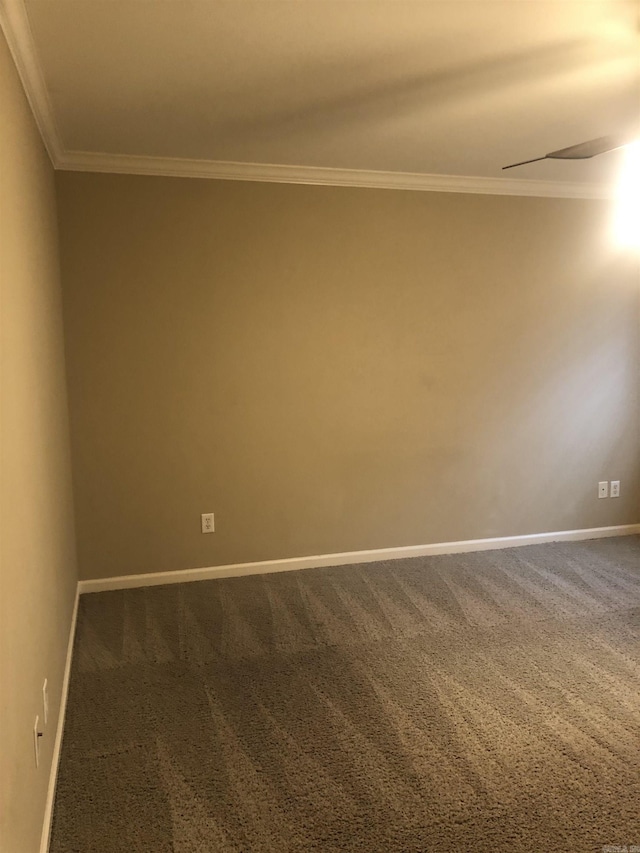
left=598, top=481, right=609, bottom=499
left=610, top=480, right=620, bottom=498
left=33, top=716, right=42, bottom=768
left=201, top=512, right=215, bottom=534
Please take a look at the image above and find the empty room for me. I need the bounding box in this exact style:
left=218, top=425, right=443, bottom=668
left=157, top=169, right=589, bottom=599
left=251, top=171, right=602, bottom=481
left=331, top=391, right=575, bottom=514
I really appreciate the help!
left=1, top=1, right=639, bottom=851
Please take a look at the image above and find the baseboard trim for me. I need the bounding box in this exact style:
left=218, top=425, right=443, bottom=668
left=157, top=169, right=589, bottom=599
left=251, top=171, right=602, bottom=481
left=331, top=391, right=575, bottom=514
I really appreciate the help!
left=40, top=587, right=79, bottom=853
left=78, top=523, right=640, bottom=594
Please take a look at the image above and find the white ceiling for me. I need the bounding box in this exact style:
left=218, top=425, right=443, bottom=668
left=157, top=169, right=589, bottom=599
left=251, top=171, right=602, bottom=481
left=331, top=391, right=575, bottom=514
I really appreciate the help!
left=4, top=0, right=640, bottom=194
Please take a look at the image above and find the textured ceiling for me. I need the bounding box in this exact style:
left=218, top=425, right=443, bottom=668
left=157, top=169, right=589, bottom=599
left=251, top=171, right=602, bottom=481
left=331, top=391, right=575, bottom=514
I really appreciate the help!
left=19, top=0, right=640, bottom=186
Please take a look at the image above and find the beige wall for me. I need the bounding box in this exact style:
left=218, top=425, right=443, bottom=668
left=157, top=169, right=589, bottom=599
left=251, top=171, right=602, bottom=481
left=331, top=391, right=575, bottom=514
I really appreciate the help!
left=0, top=30, right=77, bottom=853
left=56, top=172, right=640, bottom=582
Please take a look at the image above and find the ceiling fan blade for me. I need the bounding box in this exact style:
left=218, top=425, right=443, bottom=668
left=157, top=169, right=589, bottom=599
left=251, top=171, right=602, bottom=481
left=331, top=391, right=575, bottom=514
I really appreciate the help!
left=502, top=155, right=548, bottom=170
left=502, top=135, right=630, bottom=170
left=546, top=135, right=628, bottom=159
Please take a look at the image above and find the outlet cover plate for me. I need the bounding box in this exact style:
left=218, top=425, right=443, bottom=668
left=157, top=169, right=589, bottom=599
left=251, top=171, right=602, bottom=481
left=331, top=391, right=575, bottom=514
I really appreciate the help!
left=34, top=716, right=41, bottom=767
left=201, top=512, right=215, bottom=533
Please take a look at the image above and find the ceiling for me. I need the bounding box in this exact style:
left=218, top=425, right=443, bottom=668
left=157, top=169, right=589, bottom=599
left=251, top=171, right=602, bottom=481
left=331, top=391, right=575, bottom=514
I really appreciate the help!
left=2, top=0, right=639, bottom=196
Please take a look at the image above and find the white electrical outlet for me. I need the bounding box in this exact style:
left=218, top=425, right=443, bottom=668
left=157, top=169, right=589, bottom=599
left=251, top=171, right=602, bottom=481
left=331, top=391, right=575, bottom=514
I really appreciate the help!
left=610, top=480, right=620, bottom=498
left=42, top=679, right=49, bottom=726
left=201, top=512, right=215, bottom=533
left=33, top=716, right=42, bottom=768
left=598, top=481, right=609, bottom=499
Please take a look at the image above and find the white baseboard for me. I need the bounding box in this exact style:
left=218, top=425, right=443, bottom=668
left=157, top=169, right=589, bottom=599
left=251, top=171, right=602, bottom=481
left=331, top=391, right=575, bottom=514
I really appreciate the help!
left=78, top=523, right=640, bottom=595
left=40, top=587, right=79, bottom=853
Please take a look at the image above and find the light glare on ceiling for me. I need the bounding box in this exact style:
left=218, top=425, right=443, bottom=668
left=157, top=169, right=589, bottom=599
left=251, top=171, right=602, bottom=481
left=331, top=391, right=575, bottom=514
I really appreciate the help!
left=613, top=141, right=640, bottom=249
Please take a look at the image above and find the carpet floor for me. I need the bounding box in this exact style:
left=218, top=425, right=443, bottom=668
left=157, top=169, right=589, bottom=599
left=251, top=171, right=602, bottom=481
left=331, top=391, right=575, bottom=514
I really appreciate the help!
left=51, top=536, right=640, bottom=852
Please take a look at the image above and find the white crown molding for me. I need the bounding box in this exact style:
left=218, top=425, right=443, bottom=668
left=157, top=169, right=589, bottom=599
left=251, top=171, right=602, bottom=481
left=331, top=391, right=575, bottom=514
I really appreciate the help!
left=77, top=523, right=640, bottom=594
left=0, top=0, right=63, bottom=165
left=57, top=149, right=614, bottom=199
left=0, top=0, right=615, bottom=200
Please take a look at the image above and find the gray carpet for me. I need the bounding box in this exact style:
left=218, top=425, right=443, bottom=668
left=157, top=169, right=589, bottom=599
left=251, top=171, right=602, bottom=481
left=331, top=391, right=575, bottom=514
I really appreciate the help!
left=51, top=537, right=640, bottom=852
